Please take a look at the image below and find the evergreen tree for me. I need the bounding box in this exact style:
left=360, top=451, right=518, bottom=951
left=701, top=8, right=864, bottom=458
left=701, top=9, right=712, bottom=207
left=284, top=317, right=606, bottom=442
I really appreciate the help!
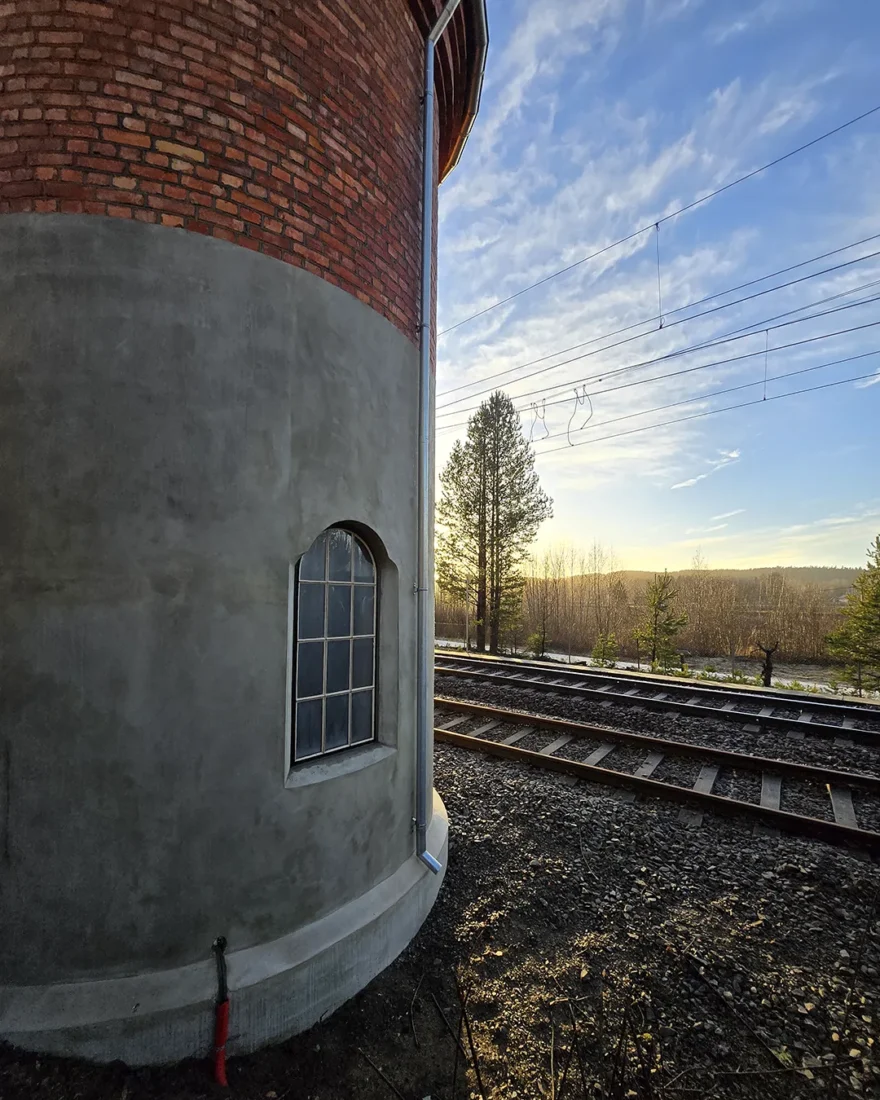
left=634, top=571, right=688, bottom=670
left=437, top=392, right=553, bottom=654
left=827, top=535, right=880, bottom=696
left=592, top=632, right=619, bottom=668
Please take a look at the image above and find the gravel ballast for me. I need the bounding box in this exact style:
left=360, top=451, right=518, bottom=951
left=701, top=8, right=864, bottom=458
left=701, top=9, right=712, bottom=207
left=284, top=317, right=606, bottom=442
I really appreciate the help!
left=436, top=675, right=880, bottom=780
left=1, top=744, right=878, bottom=1100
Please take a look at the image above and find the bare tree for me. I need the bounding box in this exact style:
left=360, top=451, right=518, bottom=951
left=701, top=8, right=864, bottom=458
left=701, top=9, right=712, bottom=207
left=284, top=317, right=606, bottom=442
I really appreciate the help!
left=755, top=640, right=779, bottom=687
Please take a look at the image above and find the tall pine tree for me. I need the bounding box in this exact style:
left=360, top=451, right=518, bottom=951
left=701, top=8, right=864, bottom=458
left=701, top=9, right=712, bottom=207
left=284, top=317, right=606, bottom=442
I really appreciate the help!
left=437, top=392, right=552, bottom=654
left=827, top=535, right=880, bottom=696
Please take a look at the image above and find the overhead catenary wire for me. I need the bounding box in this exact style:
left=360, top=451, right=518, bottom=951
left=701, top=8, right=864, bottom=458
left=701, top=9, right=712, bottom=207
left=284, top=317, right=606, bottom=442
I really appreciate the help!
left=706, top=276, right=880, bottom=346
left=436, top=243, right=880, bottom=413
left=526, top=315, right=880, bottom=418
left=436, top=295, right=880, bottom=432
left=438, top=102, right=880, bottom=336
left=532, top=369, right=880, bottom=457
left=529, top=348, right=880, bottom=447
left=437, top=229, right=880, bottom=399
left=519, top=287, right=880, bottom=417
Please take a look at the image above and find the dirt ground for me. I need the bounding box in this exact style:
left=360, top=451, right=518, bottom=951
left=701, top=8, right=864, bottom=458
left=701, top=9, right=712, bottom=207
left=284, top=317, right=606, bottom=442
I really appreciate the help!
left=2, top=744, right=879, bottom=1100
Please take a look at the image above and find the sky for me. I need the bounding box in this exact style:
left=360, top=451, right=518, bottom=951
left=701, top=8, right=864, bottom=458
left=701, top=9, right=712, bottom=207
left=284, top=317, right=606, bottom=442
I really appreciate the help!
left=435, top=0, right=880, bottom=572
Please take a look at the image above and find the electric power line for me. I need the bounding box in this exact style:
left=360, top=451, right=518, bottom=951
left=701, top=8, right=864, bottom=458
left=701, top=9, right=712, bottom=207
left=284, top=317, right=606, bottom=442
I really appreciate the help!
left=531, top=348, right=880, bottom=447
left=532, top=368, right=880, bottom=457
left=698, top=277, right=880, bottom=346
left=519, top=289, right=880, bottom=418
left=436, top=297, right=880, bottom=431
left=525, top=315, right=880, bottom=423
left=436, top=244, right=880, bottom=413
left=438, top=102, right=880, bottom=336
left=438, top=231, right=880, bottom=398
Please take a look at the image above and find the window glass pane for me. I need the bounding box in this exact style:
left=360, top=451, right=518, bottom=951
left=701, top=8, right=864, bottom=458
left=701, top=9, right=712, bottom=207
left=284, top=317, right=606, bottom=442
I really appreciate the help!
left=326, top=639, right=350, bottom=695
left=299, top=535, right=326, bottom=581
left=353, top=585, right=374, bottom=636
left=298, top=583, right=324, bottom=639
left=296, top=641, right=324, bottom=699
left=352, top=637, right=373, bottom=689
left=328, top=529, right=352, bottom=581
left=353, top=539, right=374, bottom=582
left=295, top=699, right=323, bottom=758
left=351, top=690, right=373, bottom=744
left=327, top=584, right=351, bottom=637
left=291, top=528, right=380, bottom=766
left=325, top=693, right=349, bottom=750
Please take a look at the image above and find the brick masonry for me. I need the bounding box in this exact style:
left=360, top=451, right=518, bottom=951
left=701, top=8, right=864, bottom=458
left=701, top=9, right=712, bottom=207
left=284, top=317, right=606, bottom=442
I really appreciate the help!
left=0, top=0, right=473, bottom=340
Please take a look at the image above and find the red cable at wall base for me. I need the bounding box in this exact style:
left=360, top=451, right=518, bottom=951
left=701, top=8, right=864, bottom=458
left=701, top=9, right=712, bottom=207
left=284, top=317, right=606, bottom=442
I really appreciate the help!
left=213, top=998, right=229, bottom=1087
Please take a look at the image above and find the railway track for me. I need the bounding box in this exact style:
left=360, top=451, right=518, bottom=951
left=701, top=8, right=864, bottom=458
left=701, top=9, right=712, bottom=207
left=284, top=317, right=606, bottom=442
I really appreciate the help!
left=435, top=651, right=880, bottom=747
left=434, top=697, right=880, bottom=854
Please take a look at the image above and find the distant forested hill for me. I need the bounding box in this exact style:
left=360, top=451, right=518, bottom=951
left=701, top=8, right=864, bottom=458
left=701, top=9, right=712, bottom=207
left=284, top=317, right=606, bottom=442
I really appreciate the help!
left=618, top=566, right=860, bottom=598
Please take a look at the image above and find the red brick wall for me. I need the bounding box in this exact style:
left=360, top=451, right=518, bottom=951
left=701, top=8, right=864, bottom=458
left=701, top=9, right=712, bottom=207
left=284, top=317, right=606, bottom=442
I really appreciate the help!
left=0, top=0, right=447, bottom=339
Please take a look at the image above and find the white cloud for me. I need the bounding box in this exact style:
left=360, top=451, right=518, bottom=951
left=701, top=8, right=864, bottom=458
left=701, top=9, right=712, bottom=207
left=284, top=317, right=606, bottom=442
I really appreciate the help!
left=644, top=0, right=703, bottom=23
left=435, top=0, right=878, bottom=563
left=654, top=507, right=879, bottom=568
left=685, top=522, right=728, bottom=534
left=463, top=0, right=627, bottom=164
left=710, top=19, right=749, bottom=44
left=855, top=368, right=880, bottom=389
left=707, top=0, right=816, bottom=45
left=712, top=508, right=746, bottom=520
left=670, top=449, right=741, bottom=490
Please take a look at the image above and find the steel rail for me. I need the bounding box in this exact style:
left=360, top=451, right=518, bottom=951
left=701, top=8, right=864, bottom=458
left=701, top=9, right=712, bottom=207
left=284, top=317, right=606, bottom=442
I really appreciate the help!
left=434, top=661, right=880, bottom=746
left=435, top=650, right=880, bottom=717
left=434, top=713, right=880, bottom=854
left=434, top=697, right=880, bottom=792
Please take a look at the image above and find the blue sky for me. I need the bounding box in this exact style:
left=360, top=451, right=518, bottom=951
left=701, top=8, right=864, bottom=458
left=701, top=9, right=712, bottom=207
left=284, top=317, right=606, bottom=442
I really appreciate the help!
left=435, top=0, right=880, bottom=570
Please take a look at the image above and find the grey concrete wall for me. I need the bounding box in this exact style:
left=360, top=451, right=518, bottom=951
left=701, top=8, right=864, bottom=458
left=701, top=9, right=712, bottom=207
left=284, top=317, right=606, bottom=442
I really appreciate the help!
left=0, top=214, right=422, bottom=985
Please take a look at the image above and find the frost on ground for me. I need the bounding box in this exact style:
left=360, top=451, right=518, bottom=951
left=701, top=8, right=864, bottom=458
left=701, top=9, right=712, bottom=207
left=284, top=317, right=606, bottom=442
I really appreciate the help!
left=1, top=746, right=878, bottom=1100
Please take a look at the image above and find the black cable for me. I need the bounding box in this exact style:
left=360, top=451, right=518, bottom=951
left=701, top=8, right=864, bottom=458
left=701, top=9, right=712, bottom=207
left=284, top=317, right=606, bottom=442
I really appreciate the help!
left=436, top=245, right=880, bottom=413
left=437, top=230, right=880, bottom=398
left=533, top=315, right=880, bottom=414
left=704, top=277, right=880, bottom=347
left=523, top=288, right=880, bottom=418
left=436, top=296, right=880, bottom=431
left=438, top=102, right=880, bottom=336
left=533, top=369, right=880, bottom=456
left=532, top=348, right=880, bottom=446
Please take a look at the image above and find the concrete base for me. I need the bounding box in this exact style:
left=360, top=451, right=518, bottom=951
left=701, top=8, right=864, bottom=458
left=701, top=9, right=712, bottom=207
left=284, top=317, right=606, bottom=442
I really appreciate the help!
left=0, top=794, right=447, bottom=1065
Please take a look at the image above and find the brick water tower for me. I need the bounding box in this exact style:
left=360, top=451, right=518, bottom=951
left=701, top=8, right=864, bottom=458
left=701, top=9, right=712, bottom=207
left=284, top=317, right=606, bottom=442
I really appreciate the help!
left=0, top=0, right=487, bottom=1063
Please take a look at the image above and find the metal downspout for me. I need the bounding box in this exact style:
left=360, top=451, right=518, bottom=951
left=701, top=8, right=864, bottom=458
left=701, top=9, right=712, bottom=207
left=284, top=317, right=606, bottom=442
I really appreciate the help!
left=416, top=0, right=464, bottom=874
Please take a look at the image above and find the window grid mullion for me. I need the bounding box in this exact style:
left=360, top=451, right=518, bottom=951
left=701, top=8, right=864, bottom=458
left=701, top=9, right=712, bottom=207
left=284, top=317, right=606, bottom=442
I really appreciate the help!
left=293, top=531, right=376, bottom=763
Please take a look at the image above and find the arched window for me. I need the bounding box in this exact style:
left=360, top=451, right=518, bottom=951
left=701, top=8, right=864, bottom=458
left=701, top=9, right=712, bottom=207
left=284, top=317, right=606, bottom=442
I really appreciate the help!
left=293, top=528, right=377, bottom=762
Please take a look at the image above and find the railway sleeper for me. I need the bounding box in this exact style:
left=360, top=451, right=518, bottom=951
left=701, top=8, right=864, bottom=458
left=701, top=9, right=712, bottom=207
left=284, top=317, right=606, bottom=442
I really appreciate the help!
left=434, top=664, right=880, bottom=746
